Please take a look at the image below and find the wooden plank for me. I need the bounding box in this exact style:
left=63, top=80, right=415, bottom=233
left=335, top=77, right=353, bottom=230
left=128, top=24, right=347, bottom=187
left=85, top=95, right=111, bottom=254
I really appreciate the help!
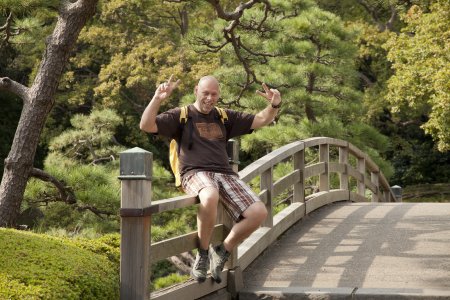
left=261, top=167, right=273, bottom=227
left=365, top=156, right=379, bottom=173
left=347, top=165, right=364, bottom=182
left=151, top=272, right=227, bottom=300
left=121, top=216, right=151, bottom=300
left=293, top=150, right=305, bottom=203
left=239, top=141, right=304, bottom=183
left=345, top=138, right=375, bottom=175
left=120, top=180, right=152, bottom=300
left=302, top=137, right=347, bottom=148
left=304, top=162, right=326, bottom=179
left=305, top=189, right=350, bottom=214
left=303, top=137, right=348, bottom=148
left=150, top=225, right=225, bottom=263
left=273, top=169, right=300, bottom=198
left=149, top=194, right=198, bottom=214
left=364, top=177, right=377, bottom=194
left=378, top=171, right=396, bottom=202
left=328, top=162, right=346, bottom=174
left=302, top=137, right=329, bottom=148
left=357, top=158, right=366, bottom=196
left=348, top=143, right=365, bottom=159
left=371, top=172, right=380, bottom=202
left=238, top=202, right=305, bottom=270
left=258, top=189, right=268, bottom=204
left=339, top=146, right=349, bottom=190
left=319, top=144, right=329, bottom=192
left=350, top=191, right=368, bottom=202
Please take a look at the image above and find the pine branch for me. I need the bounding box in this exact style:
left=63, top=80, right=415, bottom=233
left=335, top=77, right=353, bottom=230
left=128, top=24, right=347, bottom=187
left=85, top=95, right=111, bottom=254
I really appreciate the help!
left=385, top=4, right=397, bottom=32
left=74, top=204, right=114, bottom=219
left=91, top=155, right=116, bottom=165
left=205, top=0, right=275, bottom=102
left=0, top=77, right=30, bottom=102
left=206, top=0, right=266, bottom=21
left=0, top=11, right=14, bottom=44
left=29, top=168, right=76, bottom=204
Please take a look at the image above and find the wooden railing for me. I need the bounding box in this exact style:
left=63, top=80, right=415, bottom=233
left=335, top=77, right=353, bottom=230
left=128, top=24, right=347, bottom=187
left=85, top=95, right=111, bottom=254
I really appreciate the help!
left=118, top=137, right=398, bottom=300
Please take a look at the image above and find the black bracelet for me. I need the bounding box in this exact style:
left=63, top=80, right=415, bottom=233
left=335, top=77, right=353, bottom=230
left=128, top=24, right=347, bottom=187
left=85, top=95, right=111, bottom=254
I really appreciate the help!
left=271, top=102, right=282, bottom=109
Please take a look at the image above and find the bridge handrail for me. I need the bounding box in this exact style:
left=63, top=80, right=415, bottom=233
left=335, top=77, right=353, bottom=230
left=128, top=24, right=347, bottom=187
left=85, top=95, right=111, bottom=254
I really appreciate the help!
left=118, top=137, right=398, bottom=300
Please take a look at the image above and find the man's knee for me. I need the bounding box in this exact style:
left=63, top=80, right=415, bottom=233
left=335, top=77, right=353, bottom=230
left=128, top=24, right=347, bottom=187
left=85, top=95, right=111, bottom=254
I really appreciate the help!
left=198, top=187, right=220, bottom=209
left=246, top=201, right=268, bottom=223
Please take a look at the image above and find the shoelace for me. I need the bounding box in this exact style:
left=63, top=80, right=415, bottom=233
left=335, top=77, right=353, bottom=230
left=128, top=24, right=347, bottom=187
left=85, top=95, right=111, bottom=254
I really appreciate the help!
left=195, top=254, right=208, bottom=269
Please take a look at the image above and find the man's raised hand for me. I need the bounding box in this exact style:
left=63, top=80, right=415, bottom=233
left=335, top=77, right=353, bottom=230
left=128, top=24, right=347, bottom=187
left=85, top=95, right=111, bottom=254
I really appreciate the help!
left=154, top=74, right=180, bottom=101
left=256, top=83, right=281, bottom=106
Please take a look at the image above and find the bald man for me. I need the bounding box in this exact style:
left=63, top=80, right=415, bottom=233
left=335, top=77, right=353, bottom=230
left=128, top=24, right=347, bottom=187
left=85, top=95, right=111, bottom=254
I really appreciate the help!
left=140, top=75, right=282, bottom=283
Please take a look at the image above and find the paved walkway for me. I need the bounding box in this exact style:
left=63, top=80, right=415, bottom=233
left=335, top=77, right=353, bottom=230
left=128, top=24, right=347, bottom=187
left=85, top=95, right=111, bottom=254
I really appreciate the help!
left=242, top=202, right=450, bottom=299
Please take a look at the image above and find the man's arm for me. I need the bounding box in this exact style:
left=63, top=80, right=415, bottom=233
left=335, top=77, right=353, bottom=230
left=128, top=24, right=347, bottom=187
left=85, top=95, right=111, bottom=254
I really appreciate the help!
left=140, top=75, right=180, bottom=133
left=251, top=83, right=282, bottom=130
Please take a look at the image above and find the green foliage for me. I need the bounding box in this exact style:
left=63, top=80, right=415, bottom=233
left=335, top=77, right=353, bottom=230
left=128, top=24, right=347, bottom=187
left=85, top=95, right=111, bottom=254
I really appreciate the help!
left=152, top=273, right=190, bottom=291
left=49, top=108, right=123, bottom=163
left=385, top=1, right=450, bottom=151
left=0, top=229, right=119, bottom=300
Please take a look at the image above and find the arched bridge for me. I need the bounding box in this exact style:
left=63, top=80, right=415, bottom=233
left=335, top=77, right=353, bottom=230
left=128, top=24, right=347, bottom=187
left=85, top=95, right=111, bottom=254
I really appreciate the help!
left=118, top=137, right=450, bottom=299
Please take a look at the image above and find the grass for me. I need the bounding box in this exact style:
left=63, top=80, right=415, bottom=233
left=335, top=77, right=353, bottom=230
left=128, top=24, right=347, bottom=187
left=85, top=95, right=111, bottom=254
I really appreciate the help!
left=402, top=183, right=450, bottom=203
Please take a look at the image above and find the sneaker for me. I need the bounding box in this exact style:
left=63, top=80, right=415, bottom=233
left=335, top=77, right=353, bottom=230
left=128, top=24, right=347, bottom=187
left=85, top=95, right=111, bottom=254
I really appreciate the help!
left=209, top=244, right=230, bottom=283
left=191, top=248, right=209, bottom=283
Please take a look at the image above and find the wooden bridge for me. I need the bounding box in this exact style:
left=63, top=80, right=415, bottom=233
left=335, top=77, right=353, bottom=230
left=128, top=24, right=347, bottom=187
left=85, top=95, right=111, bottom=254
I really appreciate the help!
left=118, top=137, right=450, bottom=299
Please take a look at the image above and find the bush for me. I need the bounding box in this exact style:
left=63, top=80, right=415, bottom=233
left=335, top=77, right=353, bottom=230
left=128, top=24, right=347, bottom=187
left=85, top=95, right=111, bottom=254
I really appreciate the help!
left=152, top=273, right=190, bottom=291
left=0, top=229, right=119, bottom=300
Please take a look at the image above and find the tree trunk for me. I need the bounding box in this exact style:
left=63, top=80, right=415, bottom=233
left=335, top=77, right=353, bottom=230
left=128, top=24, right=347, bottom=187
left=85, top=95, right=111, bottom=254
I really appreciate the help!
left=305, top=72, right=318, bottom=122
left=0, top=0, right=98, bottom=227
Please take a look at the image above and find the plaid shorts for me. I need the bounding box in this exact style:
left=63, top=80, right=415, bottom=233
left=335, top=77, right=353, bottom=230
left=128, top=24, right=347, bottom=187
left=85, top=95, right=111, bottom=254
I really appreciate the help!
left=182, top=171, right=260, bottom=222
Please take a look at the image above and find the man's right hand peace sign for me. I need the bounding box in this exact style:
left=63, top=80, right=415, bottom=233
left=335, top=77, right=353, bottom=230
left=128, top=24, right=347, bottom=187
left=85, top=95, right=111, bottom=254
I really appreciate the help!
left=154, top=74, right=180, bottom=101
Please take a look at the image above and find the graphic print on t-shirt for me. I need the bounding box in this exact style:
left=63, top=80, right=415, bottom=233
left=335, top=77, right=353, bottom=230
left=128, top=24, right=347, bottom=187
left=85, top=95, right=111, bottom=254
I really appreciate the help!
left=196, top=122, right=224, bottom=140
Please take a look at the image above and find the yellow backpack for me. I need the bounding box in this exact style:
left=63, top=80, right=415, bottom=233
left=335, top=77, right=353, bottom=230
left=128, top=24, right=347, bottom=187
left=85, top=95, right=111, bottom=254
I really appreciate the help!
left=169, top=106, right=228, bottom=187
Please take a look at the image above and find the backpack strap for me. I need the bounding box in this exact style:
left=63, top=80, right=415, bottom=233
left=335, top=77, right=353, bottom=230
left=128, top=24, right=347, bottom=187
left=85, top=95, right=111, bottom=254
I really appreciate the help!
left=177, top=105, right=194, bottom=151
left=179, top=105, right=188, bottom=124
left=215, top=107, right=228, bottom=124
left=215, top=107, right=230, bottom=141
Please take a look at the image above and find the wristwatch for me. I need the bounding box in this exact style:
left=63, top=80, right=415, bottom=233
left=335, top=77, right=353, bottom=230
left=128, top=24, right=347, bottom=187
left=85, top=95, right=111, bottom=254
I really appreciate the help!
left=271, top=101, right=282, bottom=109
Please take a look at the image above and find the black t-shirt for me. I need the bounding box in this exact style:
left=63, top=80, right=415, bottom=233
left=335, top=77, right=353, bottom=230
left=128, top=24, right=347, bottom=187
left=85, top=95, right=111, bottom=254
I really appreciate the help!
left=156, top=105, right=255, bottom=178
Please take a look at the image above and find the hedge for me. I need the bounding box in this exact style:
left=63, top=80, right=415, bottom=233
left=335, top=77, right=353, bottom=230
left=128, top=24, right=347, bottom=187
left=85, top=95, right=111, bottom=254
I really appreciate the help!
left=0, top=229, right=119, bottom=300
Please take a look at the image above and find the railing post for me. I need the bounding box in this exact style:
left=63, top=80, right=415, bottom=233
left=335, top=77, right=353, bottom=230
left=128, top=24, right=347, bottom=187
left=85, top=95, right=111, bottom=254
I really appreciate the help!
left=384, top=187, right=391, bottom=202
left=339, top=145, right=349, bottom=190
left=319, top=144, right=329, bottom=192
left=227, top=139, right=240, bottom=173
left=357, top=157, right=366, bottom=198
left=118, top=148, right=152, bottom=300
left=220, top=139, right=240, bottom=268
left=261, top=167, right=273, bottom=227
left=293, top=149, right=305, bottom=203
left=371, top=171, right=380, bottom=202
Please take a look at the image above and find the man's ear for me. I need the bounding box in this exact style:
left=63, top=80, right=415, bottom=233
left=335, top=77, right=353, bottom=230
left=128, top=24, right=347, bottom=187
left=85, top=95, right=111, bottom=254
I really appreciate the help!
left=194, top=85, right=198, bottom=96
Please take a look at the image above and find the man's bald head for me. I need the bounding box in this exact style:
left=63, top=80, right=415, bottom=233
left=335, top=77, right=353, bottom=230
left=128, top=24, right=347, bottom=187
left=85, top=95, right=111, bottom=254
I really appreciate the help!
left=194, top=75, right=221, bottom=114
left=198, top=76, right=220, bottom=91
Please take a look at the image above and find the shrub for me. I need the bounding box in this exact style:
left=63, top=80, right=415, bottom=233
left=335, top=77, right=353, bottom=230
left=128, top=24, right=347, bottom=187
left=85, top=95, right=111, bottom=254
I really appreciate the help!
left=152, top=273, right=190, bottom=291
left=0, top=229, right=119, bottom=300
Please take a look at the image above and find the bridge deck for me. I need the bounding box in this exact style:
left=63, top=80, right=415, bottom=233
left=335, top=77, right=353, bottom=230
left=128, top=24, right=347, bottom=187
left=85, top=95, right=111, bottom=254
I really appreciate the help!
left=242, top=202, right=450, bottom=298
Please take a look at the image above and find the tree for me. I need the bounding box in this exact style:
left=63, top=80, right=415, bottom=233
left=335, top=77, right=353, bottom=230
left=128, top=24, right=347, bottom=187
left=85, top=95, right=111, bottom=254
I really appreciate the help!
left=385, top=1, right=450, bottom=151
left=0, top=0, right=98, bottom=227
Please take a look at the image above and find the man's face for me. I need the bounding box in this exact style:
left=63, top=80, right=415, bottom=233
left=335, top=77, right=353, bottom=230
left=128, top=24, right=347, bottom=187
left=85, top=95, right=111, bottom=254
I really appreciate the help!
left=194, top=79, right=220, bottom=114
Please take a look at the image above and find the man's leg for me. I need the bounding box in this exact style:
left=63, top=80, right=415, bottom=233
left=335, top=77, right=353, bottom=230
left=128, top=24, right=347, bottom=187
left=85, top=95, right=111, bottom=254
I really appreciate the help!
left=190, top=187, right=219, bottom=282
left=197, top=186, right=220, bottom=250
left=210, top=201, right=267, bottom=283
left=223, top=201, right=267, bottom=251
